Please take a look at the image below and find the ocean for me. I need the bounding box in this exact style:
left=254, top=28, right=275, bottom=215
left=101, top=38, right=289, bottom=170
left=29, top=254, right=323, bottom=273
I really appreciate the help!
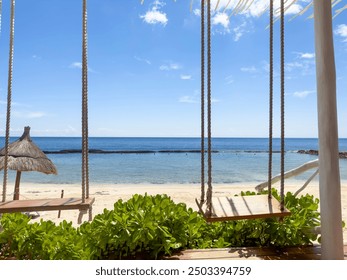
left=1, top=137, right=347, bottom=185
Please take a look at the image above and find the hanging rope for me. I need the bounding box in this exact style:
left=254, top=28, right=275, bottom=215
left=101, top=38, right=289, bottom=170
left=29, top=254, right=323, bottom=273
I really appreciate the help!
left=2, top=0, right=15, bottom=203
left=200, top=0, right=205, bottom=204
left=267, top=0, right=274, bottom=198
left=206, top=0, right=213, bottom=216
left=81, top=0, right=89, bottom=203
left=84, top=0, right=90, bottom=200
left=280, top=0, right=285, bottom=211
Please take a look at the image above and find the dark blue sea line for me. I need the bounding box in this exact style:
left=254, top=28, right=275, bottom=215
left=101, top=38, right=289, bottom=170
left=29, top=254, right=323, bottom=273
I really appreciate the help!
left=43, top=149, right=218, bottom=154
left=42, top=149, right=288, bottom=154
left=2, top=137, right=336, bottom=151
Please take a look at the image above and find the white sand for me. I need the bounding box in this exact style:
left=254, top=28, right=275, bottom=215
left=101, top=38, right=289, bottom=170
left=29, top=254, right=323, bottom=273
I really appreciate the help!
left=2, top=181, right=347, bottom=243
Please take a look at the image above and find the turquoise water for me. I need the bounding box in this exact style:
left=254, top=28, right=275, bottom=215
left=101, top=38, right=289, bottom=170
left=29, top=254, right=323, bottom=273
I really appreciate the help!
left=1, top=137, right=347, bottom=185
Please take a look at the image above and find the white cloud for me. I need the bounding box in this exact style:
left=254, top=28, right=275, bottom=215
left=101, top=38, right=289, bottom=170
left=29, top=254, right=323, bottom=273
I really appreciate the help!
left=261, top=60, right=273, bottom=74
left=212, top=12, right=230, bottom=32
left=286, top=53, right=315, bottom=75
left=193, top=9, right=201, bottom=17
left=180, top=75, right=192, bottom=80
left=141, top=10, right=168, bottom=25
left=245, top=1, right=272, bottom=17
left=233, top=22, right=247, bottom=41
left=27, top=112, right=47, bottom=118
left=0, top=100, right=30, bottom=108
left=33, top=126, right=78, bottom=136
left=287, top=61, right=304, bottom=69
left=69, top=62, right=94, bottom=72
left=69, top=62, right=82, bottom=69
left=300, top=53, right=315, bottom=59
left=179, top=95, right=197, bottom=103
left=292, top=90, right=315, bottom=98
left=159, top=62, right=182, bottom=71
left=140, top=1, right=168, bottom=26
left=335, top=24, right=347, bottom=42
left=248, top=0, right=302, bottom=16
left=241, top=66, right=258, bottom=73
left=284, top=3, right=302, bottom=16
left=225, top=75, right=234, bottom=84
left=179, top=94, right=219, bottom=103
left=134, top=56, right=151, bottom=65
left=32, top=54, right=42, bottom=60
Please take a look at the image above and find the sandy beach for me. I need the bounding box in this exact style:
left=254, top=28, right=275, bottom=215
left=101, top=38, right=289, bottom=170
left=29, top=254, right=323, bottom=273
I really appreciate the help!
left=1, top=181, right=346, bottom=244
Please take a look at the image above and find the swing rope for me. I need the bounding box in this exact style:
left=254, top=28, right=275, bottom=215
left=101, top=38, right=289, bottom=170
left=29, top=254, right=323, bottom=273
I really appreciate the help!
left=206, top=0, right=213, bottom=217
left=268, top=0, right=286, bottom=210
left=81, top=0, right=90, bottom=203
left=200, top=0, right=205, bottom=204
left=280, top=0, right=285, bottom=211
left=267, top=0, right=274, bottom=198
left=2, top=0, right=15, bottom=203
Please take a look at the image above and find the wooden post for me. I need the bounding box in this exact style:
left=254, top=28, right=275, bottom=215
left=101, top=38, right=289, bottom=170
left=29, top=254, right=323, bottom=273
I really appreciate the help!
left=58, top=190, right=64, bottom=218
left=313, top=0, right=344, bottom=259
left=13, top=171, right=21, bottom=200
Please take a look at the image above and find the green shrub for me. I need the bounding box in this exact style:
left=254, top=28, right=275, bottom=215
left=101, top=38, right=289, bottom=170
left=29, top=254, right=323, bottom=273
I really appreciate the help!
left=79, top=193, right=207, bottom=259
left=0, top=213, right=90, bottom=260
left=0, top=191, right=339, bottom=260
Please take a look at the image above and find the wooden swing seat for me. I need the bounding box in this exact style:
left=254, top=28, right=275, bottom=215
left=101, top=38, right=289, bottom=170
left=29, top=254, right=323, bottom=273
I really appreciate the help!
left=0, top=197, right=95, bottom=214
left=196, top=194, right=290, bottom=222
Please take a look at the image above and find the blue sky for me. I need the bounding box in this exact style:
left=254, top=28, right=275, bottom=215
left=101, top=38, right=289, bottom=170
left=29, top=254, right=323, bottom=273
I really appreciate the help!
left=0, top=0, right=346, bottom=138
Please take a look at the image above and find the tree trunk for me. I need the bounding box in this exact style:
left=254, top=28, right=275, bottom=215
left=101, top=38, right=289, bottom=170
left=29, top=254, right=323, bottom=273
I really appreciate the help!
left=13, top=171, right=21, bottom=200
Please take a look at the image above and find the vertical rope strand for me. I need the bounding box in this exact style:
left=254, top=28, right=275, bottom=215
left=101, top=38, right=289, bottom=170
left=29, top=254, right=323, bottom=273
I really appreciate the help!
left=2, top=0, right=15, bottom=203
left=84, top=0, right=90, bottom=199
left=206, top=0, right=213, bottom=216
left=200, top=0, right=205, bottom=204
left=81, top=0, right=89, bottom=202
left=267, top=0, right=274, bottom=198
left=81, top=0, right=86, bottom=203
left=280, top=0, right=285, bottom=211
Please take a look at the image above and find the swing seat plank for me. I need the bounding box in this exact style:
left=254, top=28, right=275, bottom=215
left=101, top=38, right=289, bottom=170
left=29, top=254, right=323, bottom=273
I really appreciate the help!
left=0, top=197, right=95, bottom=214
left=196, top=194, right=290, bottom=222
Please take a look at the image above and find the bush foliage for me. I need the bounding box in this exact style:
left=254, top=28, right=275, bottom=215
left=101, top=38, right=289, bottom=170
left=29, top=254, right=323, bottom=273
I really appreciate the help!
left=0, top=190, right=334, bottom=260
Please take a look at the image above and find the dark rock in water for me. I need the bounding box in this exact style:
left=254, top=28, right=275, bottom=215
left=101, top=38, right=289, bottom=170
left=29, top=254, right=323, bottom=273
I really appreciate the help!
left=297, top=150, right=319, bottom=156
left=44, top=149, right=156, bottom=154
left=339, top=152, right=347, bottom=159
left=297, top=149, right=347, bottom=159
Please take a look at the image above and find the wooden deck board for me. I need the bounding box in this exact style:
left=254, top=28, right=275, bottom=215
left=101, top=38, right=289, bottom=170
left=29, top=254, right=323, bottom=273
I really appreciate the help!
left=168, top=245, right=347, bottom=260
left=0, top=197, right=95, bottom=213
left=198, top=195, right=290, bottom=222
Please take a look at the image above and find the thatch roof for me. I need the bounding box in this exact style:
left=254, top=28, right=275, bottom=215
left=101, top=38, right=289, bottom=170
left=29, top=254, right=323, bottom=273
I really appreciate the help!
left=0, top=127, right=57, bottom=175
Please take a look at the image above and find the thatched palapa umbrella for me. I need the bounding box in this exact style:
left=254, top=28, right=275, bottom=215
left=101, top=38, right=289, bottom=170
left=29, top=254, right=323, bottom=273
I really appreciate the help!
left=0, top=126, right=57, bottom=200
